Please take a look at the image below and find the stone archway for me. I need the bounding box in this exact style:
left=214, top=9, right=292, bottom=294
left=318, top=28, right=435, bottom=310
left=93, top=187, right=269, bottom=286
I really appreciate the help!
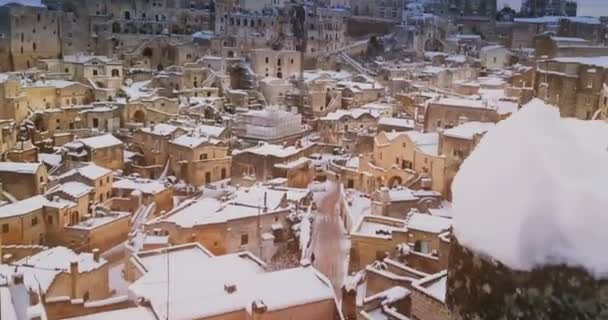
left=133, top=110, right=146, bottom=123
left=388, top=176, right=402, bottom=188
left=424, top=38, right=444, bottom=52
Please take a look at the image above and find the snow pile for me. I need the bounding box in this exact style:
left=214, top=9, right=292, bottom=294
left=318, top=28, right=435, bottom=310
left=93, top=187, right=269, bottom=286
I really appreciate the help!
left=453, top=99, right=608, bottom=277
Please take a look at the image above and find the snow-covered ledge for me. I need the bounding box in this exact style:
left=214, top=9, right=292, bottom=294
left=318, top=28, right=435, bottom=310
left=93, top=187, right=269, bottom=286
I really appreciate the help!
left=447, top=99, right=608, bottom=319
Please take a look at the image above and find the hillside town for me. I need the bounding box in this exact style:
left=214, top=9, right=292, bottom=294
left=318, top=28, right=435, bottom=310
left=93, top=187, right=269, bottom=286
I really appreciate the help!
left=0, top=0, right=607, bottom=319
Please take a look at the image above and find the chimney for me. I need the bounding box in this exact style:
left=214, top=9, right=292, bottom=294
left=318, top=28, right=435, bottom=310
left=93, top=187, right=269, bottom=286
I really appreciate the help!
left=12, top=273, right=24, bottom=285
left=224, top=283, right=237, bottom=294
left=92, top=248, right=100, bottom=262
left=70, top=260, right=78, bottom=298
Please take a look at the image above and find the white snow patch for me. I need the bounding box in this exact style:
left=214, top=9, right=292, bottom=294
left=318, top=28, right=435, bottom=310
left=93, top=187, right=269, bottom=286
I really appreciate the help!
left=453, top=99, right=608, bottom=277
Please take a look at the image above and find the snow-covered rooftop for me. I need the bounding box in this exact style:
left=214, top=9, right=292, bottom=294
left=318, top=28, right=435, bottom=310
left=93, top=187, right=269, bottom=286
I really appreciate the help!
left=406, top=212, right=452, bottom=234
left=59, top=163, right=111, bottom=181
left=551, top=56, right=608, bottom=68
left=49, top=181, right=93, bottom=198
left=170, top=134, right=220, bottom=148
left=443, top=121, right=494, bottom=140
left=78, top=134, right=123, bottom=149
left=63, top=307, right=157, bottom=320
left=453, top=99, right=608, bottom=277
left=378, top=117, right=415, bottom=130
left=129, top=244, right=335, bottom=320
left=140, top=123, right=181, bottom=136
left=233, top=143, right=306, bottom=158
left=113, top=177, right=168, bottom=195
left=0, top=161, right=42, bottom=174
left=0, top=195, right=74, bottom=218
left=514, top=16, right=600, bottom=25
left=0, top=247, right=106, bottom=293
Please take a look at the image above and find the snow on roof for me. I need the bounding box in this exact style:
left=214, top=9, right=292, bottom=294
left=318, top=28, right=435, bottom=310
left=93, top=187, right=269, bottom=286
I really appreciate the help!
left=0, top=287, right=19, bottom=320
left=170, top=134, right=219, bottom=148
left=77, top=134, right=123, bottom=149
left=453, top=98, right=608, bottom=277
left=50, top=181, right=93, bottom=198
left=113, top=178, right=167, bottom=195
left=274, top=157, right=311, bottom=170
left=68, top=212, right=130, bottom=230
left=0, top=0, right=45, bottom=7
left=1, top=247, right=106, bottom=293
left=413, top=271, right=447, bottom=303
left=63, top=54, right=114, bottom=64
left=195, top=124, right=226, bottom=138
left=354, top=216, right=408, bottom=239
left=233, top=143, right=305, bottom=158
left=321, top=108, right=383, bottom=121
left=405, top=131, right=439, bottom=156
left=514, top=16, right=600, bottom=25
left=63, top=307, right=157, bottom=320
left=192, top=30, right=216, bottom=40
left=551, top=56, right=608, bottom=68
left=480, top=45, right=506, bottom=53
left=140, top=123, right=180, bottom=136
left=551, top=36, right=589, bottom=43
left=0, top=195, right=74, bottom=218
left=155, top=185, right=307, bottom=228
left=388, top=188, right=418, bottom=202
left=60, top=163, right=111, bottom=181
left=443, top=121, right=494, bottom=140
left=39, top=153, right=62, bottom=168
left=130, top=245, right=333, bottom=320
left=378, top=117, right=415, bottom=129
left=25, top=79, right=82, bottom=89
left=433, top=98, right=488, bottom=109
left=0, top=161, right=42, bottom=174
left=122, top=80, right=155, bottom=100
left=406, top=212, right=451, bottom=234
left=364, top=286, right=410, bottom=306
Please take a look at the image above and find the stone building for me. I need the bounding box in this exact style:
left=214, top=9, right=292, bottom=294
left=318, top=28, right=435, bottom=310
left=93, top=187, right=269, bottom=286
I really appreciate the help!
left=349, top=213, right=451, bottom=274
left=0, top=194, right=79, bottom=245
left=144, top=185, right=312, bottom=260
left=63, top=134, right=124, bottom=170
left=231, top=142, right=315, bottom=184
left=535, top=56, right=608, bottom=119
left=0, top=246, right=111, bottom=302
left=533, top=34, right=608, bottom=59
left=130, top=123, right=188, bottom=178
left=371, top=186, right=442, bottom=219
left=55, top=163, right=114, bottom=205
left=250, top=49, right=302, bottom=79
left=112, top=176, right=174, bottom=217
left=0, top=161, right=48, bottom=200
left=0, top=2, right=64, bottom=71
left=38, top=54, right=124, bottom=100
left=126, top=243, right=339, bottom=320
left=423, top=98, right=503, bottom=132
left=438, top=121, right=493, bottom=200
left=168, top=133, right=231, bottom=186
left=350, top=0, right=403, bottom=22
left=511, top=16, right=604, bottom=49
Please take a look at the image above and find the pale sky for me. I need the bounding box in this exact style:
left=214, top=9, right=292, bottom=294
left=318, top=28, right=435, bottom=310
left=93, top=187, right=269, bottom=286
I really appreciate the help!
left=499, top=0, right=608, bottom=16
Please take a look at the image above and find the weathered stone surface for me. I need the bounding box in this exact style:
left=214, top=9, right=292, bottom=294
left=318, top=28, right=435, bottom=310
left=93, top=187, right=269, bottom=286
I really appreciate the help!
left=447, top=238, right=608, bottom=320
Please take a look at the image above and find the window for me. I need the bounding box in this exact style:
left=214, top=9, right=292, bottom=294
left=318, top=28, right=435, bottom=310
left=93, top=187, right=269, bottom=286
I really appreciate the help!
left=240, top=234, right=249, bottom=245
left=200, top=153, right=208, bottom=160
left=2, top=223, right=8, bottom=233
left=205, top=172, right=211, bottom=184
left=93, top=70, right=98, bottom=76
left=587, top=80, right=593, bottom=89
left=47, top=216, right=53, bottom=225
left=40, top=176, right=44, bottom=182
left=32, top=217, right=38, bottom=226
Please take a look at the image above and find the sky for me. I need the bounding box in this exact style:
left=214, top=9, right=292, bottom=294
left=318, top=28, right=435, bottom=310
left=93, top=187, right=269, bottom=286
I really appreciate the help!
left=499, top=0, right=608, bottom=16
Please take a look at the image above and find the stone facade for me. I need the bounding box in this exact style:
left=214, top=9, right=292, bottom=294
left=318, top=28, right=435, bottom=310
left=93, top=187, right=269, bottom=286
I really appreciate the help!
left=535, top=57, right=608, bottom=119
